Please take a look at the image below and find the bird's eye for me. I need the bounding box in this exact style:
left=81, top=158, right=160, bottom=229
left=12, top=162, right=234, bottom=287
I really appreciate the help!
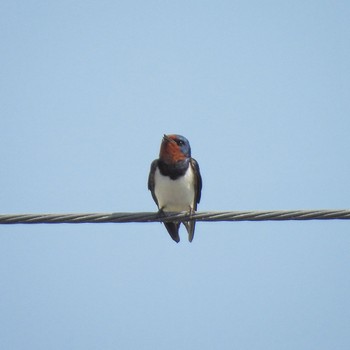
left=177, top=140, right=184, bottom=146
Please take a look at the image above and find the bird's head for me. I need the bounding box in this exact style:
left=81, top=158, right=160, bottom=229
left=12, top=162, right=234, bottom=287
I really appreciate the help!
left=159, top=134, right=191, bottom=163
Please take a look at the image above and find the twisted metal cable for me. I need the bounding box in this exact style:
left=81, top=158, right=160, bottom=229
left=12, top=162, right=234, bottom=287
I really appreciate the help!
left=0, top=209, right=350, bottom=225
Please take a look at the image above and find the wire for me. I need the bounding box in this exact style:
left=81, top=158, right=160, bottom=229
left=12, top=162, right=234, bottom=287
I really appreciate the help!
left=0, top=209, right=350, bottom=224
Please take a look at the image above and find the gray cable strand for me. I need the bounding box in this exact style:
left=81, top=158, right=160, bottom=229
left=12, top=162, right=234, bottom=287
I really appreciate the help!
left=0, top=209, right=350, bottom=225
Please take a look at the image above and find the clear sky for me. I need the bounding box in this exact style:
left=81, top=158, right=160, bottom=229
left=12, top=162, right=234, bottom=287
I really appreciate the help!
left=1, top=1, right=350, bottom=349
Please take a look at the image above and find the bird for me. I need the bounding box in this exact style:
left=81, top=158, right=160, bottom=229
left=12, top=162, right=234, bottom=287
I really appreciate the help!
left=148, top=134, right=202, bottom=243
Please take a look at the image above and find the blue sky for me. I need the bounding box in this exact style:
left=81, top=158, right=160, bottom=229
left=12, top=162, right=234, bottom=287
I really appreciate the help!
left=1, top=1, right=350, bottom=349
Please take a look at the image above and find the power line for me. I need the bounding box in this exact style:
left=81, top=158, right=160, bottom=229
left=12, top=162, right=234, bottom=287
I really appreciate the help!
left=0, top=209, right=350, bottom=225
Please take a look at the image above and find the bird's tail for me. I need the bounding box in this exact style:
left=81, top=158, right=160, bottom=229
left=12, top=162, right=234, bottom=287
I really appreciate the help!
left=183, top=221, right=196, bottom=242
left=164, top=222, right=180, bottom=243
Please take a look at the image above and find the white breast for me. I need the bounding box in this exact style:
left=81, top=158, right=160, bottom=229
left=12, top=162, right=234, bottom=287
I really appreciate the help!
left=154, top=165, right=195, bottom=212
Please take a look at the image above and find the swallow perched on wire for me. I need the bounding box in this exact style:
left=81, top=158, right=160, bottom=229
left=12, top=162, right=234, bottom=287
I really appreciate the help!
left=148, top=134, right=202, bottom=243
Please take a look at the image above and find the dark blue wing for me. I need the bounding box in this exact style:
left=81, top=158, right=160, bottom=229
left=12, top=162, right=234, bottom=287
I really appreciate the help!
left=190, top=158, right=202, bottom=208
left=148, top=159, right=159, bottom=207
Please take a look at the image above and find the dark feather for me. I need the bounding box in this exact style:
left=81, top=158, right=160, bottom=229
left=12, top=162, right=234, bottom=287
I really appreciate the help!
left=148, top=159, right=159, bottom=206
left=190, top=158, right=202, bottom=207
left=164, top=222, right=180, bottom=243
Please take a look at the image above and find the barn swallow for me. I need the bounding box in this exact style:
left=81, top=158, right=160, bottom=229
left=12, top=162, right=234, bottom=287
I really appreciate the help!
left=148, top=134, right=202, bottom=243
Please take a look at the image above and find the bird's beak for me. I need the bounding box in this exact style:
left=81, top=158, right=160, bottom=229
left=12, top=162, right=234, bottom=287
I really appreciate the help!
left=163, top=134, right=175, bottom=143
